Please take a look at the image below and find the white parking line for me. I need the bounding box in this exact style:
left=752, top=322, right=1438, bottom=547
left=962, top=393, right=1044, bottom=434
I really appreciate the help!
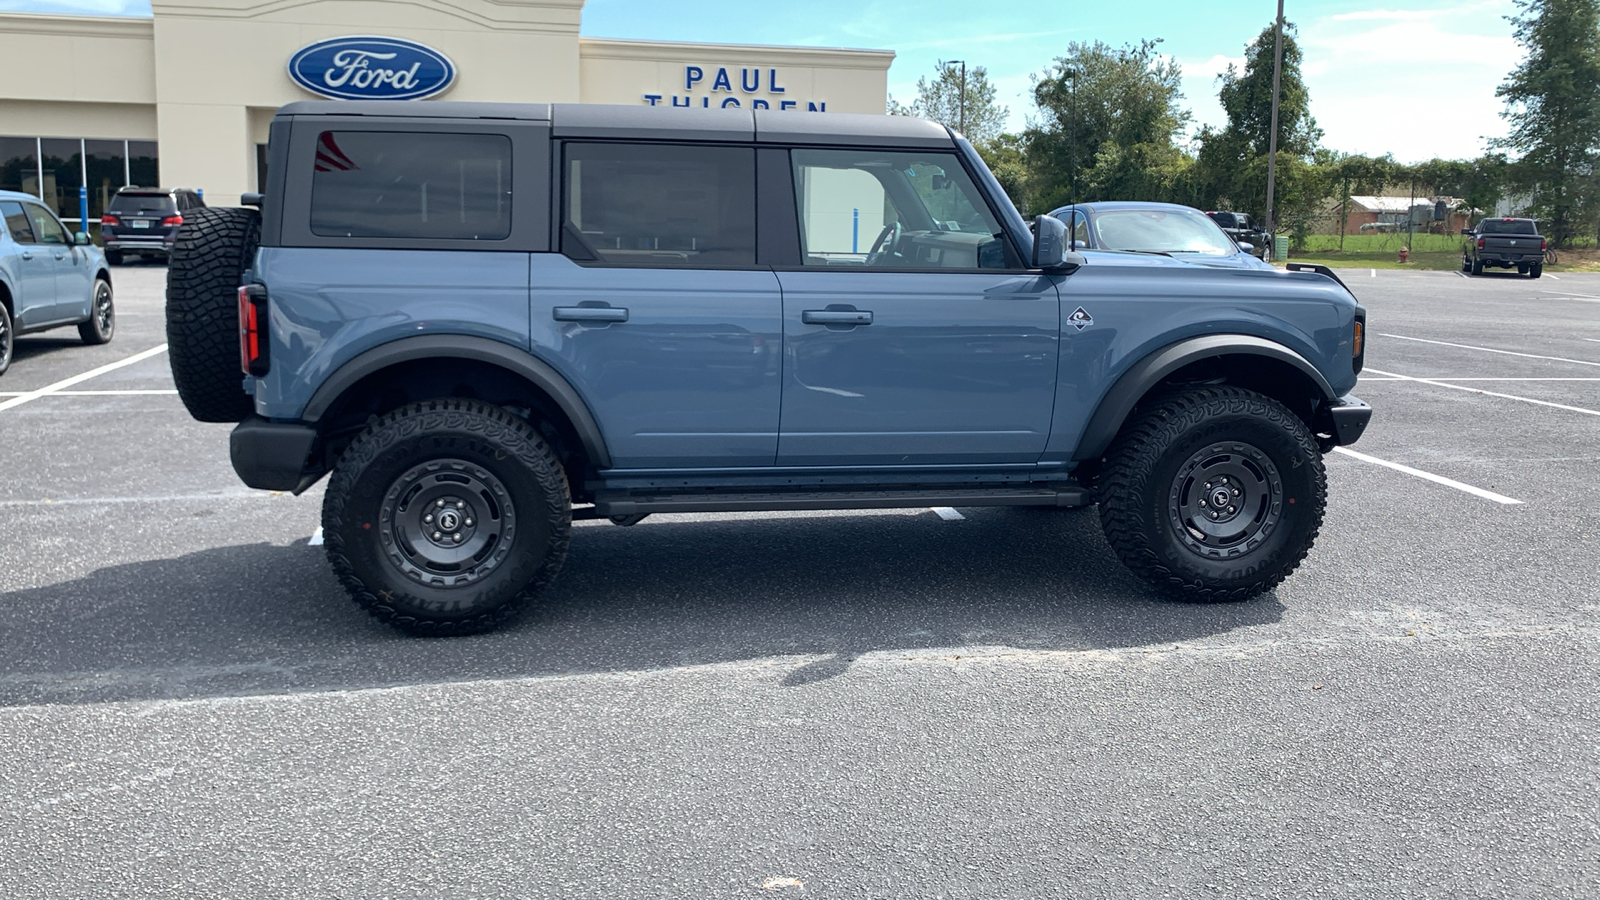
left=1455, top=271, right=1469, bottom=279
left=1332, top=448, right=1522, bottom=505
left=1539, top=289, right=1598, bottom=299
left=1370, top=269, right=1376, bottom=278
left=1378, top=334, right=1600, bottom=367
left=1546, top=273, right=1561, bottom=280
left=1365, top=367, right=1600, bottom=417
left=308, top=527, right=324, bottom=546
left=0, top=344, right=169, bottom=412
left=931, top=507, right=965, bottom=521
left=0, top=389, right=178, bottom=397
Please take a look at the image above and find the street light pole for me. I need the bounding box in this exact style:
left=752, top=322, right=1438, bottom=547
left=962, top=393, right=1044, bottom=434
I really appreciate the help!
left=1263, top=0, right=1285, bottom=256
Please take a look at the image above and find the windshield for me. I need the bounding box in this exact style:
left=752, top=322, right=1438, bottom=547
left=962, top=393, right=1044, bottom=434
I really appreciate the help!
left=109, top=193, right=175, bottom=215
left=1094, top=208, right=1238, bottom=256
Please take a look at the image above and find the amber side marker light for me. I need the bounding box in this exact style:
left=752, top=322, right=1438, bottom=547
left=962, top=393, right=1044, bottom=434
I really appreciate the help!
left=1353, top=320, right=1364, bottom=358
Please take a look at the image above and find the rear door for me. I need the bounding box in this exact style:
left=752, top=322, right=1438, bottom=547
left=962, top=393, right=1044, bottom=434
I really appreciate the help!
left=531, top=141, right=782, bottom=469
left=772, top=147, right=1059, bottom=466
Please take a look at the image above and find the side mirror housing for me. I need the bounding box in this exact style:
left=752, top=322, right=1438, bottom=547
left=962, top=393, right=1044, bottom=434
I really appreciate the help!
left=1460, top=228, right=1472, bottom=235
left=1033, top=214, right=1067, bottom=269
left=1237, top=242, right=1254, bottom=253
left=73, top=231, right=91, bottom=246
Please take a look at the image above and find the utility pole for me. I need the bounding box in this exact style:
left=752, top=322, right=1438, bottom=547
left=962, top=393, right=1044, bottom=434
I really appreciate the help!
left=1263, top=0, right=1285, bottom=256
left=956, top=60, right=968, bottom=135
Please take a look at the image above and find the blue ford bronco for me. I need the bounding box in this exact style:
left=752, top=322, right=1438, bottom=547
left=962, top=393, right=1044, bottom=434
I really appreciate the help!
left=165, top=101, right=1370, bottom=634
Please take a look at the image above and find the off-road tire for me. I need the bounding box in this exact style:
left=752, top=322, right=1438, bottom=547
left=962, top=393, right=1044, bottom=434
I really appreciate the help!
left=78, top=277, right=115, bottom=345
left=1098, top=387, right=1327, bottom=602
left=0, top=302, right=12, bottom=377
left=166, top=206, right=259, bottom=422
left=323, top=399, right=572, bottom=635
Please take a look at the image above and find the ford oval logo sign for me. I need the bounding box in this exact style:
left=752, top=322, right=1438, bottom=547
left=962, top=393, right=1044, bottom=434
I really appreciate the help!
left=288, top=36, right=456, bottom=101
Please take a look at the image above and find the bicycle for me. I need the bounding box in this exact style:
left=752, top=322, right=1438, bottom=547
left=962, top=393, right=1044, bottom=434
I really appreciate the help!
left=1545, top=246, right=1559, bottom=265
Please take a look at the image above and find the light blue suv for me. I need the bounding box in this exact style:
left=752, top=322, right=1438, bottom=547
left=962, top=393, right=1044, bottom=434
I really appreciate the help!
left=164, top=102, right=1371, bottom=635
left=0, top=190, right=116, bottom=375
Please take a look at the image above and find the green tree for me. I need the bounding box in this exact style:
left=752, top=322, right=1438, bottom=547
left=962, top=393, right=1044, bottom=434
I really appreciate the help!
left=888, top=60, right=1010, bottom=146
left=1494, top=0, right=1600, bottom=245
left=1024, top=39, right=1190, bottom=211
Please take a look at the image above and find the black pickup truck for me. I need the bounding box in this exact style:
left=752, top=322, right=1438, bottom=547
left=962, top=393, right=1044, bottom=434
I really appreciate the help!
left=1462, top=217, right=1546, bottom=277
left=1206, top=210, right=1272, bottom=260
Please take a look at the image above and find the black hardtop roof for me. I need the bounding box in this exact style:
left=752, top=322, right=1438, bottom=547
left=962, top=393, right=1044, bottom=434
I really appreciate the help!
left=274, top=101, right=956, bottom=147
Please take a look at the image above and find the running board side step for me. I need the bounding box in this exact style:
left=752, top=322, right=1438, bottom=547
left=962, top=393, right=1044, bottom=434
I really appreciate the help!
left=583, top=485, right=1094, bottom=518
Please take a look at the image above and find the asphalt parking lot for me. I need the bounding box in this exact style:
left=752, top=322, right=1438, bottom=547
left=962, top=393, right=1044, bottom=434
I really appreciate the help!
left=1, top=263, right=1596, bottom=898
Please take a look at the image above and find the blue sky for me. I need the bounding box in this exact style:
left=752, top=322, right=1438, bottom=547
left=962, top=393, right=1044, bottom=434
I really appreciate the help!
left=2, top=0, right=1524, bottom=163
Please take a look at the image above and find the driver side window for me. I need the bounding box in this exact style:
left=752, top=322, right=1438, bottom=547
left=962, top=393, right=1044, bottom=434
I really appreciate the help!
left=791, top=148, right=1017, bottom=270
left=27, top=204, right=68, bottom=245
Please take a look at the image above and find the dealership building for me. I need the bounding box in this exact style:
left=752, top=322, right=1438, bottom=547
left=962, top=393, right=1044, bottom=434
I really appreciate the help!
left=0, top=0, right=894, bottom=230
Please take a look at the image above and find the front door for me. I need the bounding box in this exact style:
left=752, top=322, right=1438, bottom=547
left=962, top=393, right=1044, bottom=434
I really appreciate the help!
left=24, top=203, right=93, bottom=320
left=775, top=147, right=1059, bottom=467
left=1, top=201, right=59, bottom=327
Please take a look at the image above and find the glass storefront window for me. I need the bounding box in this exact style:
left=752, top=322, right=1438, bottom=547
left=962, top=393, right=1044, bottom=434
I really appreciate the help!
left=84, top=140, right=126, bottom=221
left=0, top=137, right=39, bottom=196
left=128, top=141, right=159, bottom=188
left=40, top=138, right=82, bottom=223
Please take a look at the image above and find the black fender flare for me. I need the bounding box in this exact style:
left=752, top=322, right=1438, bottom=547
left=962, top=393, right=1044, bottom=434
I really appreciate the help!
left=302, top=334, right=613, bottom=468
left=1073, top=334, right=1336, bottom=462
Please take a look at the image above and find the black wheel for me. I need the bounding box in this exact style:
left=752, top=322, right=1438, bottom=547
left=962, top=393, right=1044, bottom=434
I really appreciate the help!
left=1470, top=258, right=1483, bottom=276
left=1461, top=254, right=1470, bottom=273
left=1098, top=387, right=1327, bottom=602
left=0, top=303, right=12, bottom=377
left=323, top=399, right=572, bottom=635
left=77, top=278, right=115, bottom=345
left=1517, top=264, right=1529, bottom=275
left=1530, top=263, right=1543, bottom=279
left=166, top=206, right=259, bottom=423
left=105, top=250, right=123, bottom=266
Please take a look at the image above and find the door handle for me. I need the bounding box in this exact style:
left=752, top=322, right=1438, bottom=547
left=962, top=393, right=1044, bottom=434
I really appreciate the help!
left=54, top=252, right=67, bottom=260
left=19, top=251, right=32, bottom=260
left=552, top=306, right=629, bottom=323
left=802, top=309, right=873, bottom=326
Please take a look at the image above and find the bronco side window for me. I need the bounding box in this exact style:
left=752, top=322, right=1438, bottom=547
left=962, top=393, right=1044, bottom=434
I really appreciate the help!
left=309, top=131, right=511, bottom=240
left=790, top=148, right=1017, bottom=269
left=561, top=143, right=756, bottom=268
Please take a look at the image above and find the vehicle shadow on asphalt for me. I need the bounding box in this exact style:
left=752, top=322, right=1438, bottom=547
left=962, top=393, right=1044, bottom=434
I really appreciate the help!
left=0, top=507, right=1284, bottom=706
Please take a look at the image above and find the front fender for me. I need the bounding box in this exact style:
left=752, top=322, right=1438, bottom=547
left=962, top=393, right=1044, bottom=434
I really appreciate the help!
left=1072, top=334, right=1337, bottom=462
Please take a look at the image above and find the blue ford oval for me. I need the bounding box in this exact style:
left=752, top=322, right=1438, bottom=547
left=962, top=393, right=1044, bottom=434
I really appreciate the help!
left=288, top=36, right=456, bottom=101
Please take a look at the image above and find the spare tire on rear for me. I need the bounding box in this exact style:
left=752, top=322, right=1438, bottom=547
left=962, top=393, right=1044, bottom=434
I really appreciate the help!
left=166, top=207, right=260, bottom=423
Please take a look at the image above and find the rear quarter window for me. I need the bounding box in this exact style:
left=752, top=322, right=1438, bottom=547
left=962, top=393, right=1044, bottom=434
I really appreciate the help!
left=110, top=193, right=176, bottom=215
left=1479, top=219, right=1538, bottom=235
left=310, top=131, right=512, bottom=240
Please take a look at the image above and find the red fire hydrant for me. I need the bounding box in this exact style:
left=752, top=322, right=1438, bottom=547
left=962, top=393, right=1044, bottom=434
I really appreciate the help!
left=1398, top=246, right=1410, bottom=263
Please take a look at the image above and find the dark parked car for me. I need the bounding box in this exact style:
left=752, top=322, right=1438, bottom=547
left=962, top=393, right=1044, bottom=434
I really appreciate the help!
left=1461, top=217, right=1545, bottom=277
left=1048, top=202, right=1274, bottom=270
left=1206, top=210, right=1272, bottom=259
left=99, top=186, right=205, bottom=265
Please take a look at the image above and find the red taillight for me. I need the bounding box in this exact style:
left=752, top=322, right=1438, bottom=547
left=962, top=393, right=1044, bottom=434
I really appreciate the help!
left=1542, top=238, right=1548, bottom=251
left=162, top=214, right=183, bottom=227
left=239, top=285, right=269, bottom=376
left=100, top=214, right=120, bottom=226
left=1478, top=237, right=1486, bottom=250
